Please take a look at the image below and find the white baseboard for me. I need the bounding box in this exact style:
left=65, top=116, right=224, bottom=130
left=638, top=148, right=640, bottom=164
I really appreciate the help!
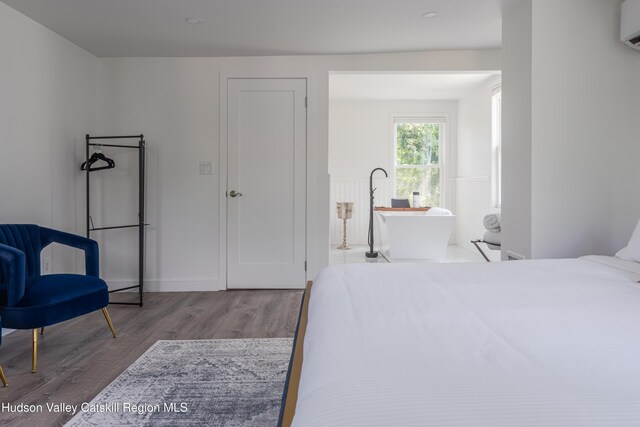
left=104, top=278, right=223, bottom=292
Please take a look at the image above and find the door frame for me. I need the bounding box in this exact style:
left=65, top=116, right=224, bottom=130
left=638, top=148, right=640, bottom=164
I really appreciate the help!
left=219, top=73, right=309, bottom=290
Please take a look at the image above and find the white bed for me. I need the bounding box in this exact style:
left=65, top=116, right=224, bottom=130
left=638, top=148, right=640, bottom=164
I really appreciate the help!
left=292, top=257, right=640, bottom=426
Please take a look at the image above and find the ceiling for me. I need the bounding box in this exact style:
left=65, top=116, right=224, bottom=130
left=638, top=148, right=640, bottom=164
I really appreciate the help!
left=330, top=73, right=499, bottom=100
left=1, top=0, right=503, bottom=57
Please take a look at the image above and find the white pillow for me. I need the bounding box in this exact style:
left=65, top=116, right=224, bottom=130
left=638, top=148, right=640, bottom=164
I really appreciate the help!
left=616, top=219, right=640, bottom=262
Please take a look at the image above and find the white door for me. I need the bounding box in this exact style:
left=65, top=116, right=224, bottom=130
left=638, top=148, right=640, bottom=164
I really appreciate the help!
left=227, top=78, right=307, bottom=289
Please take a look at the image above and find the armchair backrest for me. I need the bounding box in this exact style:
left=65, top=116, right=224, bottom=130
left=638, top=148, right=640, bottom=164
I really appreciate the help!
left=0, top=224, right=42, bottom=283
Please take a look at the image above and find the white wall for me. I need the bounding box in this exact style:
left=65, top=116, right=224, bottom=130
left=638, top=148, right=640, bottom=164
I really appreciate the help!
left=456, top=74, right=501, bottom=252
left=95, top=50, right=500, bottom=290
left=0, top=3, right=97, bottom=273
left=457, top=75, right=501, bottom=178
left=93, top=59, right=221, bottom=291
left=501, top=0, right=640, bottom=259
left=328, top=99, right=458, bottom=245
left=531, top=0, right=640, bottom=258
left=501, top=0, right=533, bottom=259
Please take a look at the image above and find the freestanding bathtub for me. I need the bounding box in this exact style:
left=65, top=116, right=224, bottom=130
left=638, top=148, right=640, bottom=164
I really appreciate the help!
left=374, top=208, right=455, bottom=261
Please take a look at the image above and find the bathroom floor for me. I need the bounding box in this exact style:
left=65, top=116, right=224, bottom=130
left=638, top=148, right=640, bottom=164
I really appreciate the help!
left=330, top=244, right=496, bottom=265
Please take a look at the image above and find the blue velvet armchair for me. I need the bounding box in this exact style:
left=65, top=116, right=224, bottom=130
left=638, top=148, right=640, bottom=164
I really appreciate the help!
left=0, top=224, right=116, bottom=373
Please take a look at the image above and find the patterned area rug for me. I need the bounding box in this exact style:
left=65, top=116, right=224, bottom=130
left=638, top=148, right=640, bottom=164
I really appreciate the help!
left=66, top=338, right=293, bottom=426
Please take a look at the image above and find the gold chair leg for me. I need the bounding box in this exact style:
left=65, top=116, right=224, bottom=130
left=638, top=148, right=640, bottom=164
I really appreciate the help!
left=32, top=329, right=38, bottom=373
left=102, top=308, right=117, bottom=338
left=0, top=365, right=7, bottom=387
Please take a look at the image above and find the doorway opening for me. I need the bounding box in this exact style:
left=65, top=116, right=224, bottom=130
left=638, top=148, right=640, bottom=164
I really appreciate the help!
left=328, top=71, right=502, bottom=265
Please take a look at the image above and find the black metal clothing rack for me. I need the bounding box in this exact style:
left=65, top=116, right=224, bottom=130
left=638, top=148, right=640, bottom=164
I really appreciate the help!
left=84, top=134, right=146, bottom=306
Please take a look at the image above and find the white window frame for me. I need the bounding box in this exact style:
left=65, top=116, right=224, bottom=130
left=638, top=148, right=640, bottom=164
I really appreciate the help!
left=491, top=87, right=502, bottom=209
left=390, top=115, right=447, bottom=207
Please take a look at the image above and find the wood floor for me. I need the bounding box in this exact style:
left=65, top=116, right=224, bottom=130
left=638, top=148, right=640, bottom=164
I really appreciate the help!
left=0, top=290, right=303, bottom=427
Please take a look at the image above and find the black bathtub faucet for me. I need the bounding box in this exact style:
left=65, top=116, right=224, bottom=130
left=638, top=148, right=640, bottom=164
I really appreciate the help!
left=366, top=167, right=388, bottom=258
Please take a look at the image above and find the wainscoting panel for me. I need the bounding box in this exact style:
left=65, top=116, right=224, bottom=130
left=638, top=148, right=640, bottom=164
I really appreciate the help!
left=330, top=178, right=392, bottom=245
left=455, top=177, right=493, bottom=251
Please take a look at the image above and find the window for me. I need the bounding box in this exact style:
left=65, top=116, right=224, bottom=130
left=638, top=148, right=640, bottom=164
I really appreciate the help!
left=491, top=87, right=502, bottom=208
left=393, top=118, right=445, bottom=207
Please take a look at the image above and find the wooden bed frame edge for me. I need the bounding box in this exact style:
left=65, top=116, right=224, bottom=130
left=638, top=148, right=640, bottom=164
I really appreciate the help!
left=279, top=280, right=312, bottom=427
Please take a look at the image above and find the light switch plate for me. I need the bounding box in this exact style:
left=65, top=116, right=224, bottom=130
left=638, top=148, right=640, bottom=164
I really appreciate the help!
left=199, top=161, right=213, bottom=175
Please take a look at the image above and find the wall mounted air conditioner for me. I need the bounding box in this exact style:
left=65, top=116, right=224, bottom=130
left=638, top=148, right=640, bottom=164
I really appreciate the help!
left=622, top=0, right=640, bottom=50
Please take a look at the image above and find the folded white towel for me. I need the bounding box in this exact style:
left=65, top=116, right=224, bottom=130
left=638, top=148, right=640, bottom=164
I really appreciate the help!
left=483, top=230, right=501, bottom=246
left=426, top=207, right=453, bottom=216
left=483, top=213, right=501, bottom=231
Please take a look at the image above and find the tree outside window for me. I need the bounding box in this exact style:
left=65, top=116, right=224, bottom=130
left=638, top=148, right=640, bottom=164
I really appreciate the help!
left=395, top=120, right=444, bottom=207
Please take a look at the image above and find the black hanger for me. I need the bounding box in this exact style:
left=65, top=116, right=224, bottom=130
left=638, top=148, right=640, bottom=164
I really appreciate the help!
left=81, top=151, right=116, bottom=171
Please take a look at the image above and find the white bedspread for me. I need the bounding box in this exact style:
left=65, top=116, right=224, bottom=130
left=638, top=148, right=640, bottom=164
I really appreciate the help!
left=293, top=258, right=640, bottom=426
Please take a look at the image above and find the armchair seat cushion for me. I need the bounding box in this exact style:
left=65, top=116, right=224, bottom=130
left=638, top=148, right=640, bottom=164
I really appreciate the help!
left=0, top=274, right=108, bottom=329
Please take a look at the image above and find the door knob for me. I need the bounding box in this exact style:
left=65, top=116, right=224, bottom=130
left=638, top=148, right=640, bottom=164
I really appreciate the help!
left=229, top=190, right=243, bottom=198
